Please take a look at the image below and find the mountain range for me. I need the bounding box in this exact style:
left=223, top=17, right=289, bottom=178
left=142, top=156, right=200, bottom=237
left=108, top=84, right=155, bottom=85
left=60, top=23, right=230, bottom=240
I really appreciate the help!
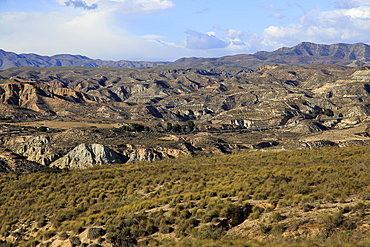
left=1, top=42, right=370, bottom=70
left=0, top=50, right=168, bottom=70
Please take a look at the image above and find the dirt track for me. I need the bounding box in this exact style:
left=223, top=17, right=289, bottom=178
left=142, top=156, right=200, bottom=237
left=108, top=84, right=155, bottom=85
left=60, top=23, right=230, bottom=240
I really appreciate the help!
left=1, top=120, right=121, bottom=129
left=300, top=123, right=368, bottom=143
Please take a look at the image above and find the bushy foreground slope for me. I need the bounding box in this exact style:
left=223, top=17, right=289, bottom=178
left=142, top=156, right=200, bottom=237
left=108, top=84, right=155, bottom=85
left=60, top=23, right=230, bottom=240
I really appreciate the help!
left=1, top=147, right=370, bottom=246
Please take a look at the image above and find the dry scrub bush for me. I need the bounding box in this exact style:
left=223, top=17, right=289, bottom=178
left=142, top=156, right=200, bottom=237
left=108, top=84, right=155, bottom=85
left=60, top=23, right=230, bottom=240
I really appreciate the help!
left=2, top=146, right=370, bottom=245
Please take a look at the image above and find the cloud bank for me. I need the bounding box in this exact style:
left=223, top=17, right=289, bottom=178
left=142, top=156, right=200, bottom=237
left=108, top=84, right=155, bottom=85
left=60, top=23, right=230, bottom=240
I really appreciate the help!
left=263, top=3, right=370, bottom=46
left=185, top=30, right=228, bottom=49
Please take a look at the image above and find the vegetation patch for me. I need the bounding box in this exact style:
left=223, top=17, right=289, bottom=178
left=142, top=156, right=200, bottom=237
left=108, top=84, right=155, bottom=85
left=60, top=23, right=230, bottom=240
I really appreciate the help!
left=1, top=146, right=370, bottom=246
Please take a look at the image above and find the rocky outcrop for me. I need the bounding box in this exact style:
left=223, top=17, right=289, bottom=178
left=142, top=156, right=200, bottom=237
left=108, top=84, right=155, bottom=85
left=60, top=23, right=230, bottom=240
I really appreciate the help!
left=0, top=81, right=100, bottom=114
left=50, top=144, right=125, bottom=169
left=126, top=149, right=162, bottom=163
left=0, top=147, right=44, bottom=173
left=6, top=136, right=61, bottom=166
left=290, top=121, right=327, bottom=133
left=300, top=140, right=338, bottom=149
left=231, top=119, right=253, bottom=129
left=123, top=144, right=190, bottom=163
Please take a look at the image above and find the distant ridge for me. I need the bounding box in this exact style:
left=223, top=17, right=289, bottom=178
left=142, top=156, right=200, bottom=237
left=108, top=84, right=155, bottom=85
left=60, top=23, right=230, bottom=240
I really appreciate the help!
left=1, top=42, right=370, bottom=70
left=169, top=42, right=370, bottom=69
left=257, top=42, right=370, bottom=60
left=0, top=50, right=169, bottom=70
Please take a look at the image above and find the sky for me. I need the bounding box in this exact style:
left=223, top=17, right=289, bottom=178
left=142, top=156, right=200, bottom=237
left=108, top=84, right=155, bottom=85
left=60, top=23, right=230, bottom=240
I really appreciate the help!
left=1, top=0, right=370, bottom=61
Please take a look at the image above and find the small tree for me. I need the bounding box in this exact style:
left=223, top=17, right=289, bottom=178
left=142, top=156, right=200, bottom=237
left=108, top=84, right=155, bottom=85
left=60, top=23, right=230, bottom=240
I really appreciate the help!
left=311, top=109, right=322, bottom=118
left=187, top=120, right=195, bottom=132
left=130, top=123, right=144, bottom=132
left=323, top=109, right=334, bottom=117
left=121, top=125, right=131, bottom=131
left=172, top=124, right=182, bottom=133
left=166, top=123, right=173, bottom=132
left=38, top=126, right=48, bottom=132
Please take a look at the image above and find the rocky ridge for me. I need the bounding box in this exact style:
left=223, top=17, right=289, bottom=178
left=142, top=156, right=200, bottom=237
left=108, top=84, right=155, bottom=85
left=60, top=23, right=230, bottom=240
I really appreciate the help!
left=171, top=42, right=370, bottom=69
left=50, top=143, right=124, bottom=169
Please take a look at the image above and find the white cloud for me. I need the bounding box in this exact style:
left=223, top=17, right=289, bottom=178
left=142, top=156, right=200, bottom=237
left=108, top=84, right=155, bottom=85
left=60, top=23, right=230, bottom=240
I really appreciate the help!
left=185, top=30, right=228, bottom=50
left=0, top=10, right=187, bottom=60
left=0, top=0, right=181, bottom=60
left=220, top=29, right=268, bottom=53
left=262, top=4, right=370, bottom=47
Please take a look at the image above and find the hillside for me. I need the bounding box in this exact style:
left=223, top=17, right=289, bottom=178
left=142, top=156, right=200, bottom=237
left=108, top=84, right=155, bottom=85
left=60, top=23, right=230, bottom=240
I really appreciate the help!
left=1, top=146, right=370, bottom=246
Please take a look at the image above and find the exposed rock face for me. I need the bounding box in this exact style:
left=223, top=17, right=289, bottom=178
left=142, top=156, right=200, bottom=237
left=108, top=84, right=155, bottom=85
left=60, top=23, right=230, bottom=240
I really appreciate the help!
left=290, top=121, right=327, bottom=133
left=231, top=119, right=253, bottom=129
left=300, top=140, right=338, bottom=149
left=6, top=136, right=61, bottom=166
left=123, top=144, right=191, bottom=163
left=0, top=81, right=100, bottom=115
left=127, top=149, right=162, bottom=163
left=50, top=144, right=124, bottom=169
left=0, top=147, right=44, bottom=173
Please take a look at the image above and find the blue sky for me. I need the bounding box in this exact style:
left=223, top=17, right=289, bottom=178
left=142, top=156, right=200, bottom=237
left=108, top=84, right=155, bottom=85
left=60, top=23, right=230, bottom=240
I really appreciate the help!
left=0, top=0, right=370, bottom=61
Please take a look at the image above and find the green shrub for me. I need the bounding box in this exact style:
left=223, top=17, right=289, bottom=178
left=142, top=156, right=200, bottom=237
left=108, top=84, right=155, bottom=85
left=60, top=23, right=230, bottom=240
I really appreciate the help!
left=322, top=211, right=343, bottom=230
left=269, top=212, right=284, bottom=222
left=159, top=224, right=173, bottom=234
left=277, top=199, right=290, bottom=208
left=202, top=209, right=219, bottom=223
left=194, top=224, right=224, bottom=240
left=87, top=228, right=105, bottom=240
left=37, top=218, right=48, bottom=228
left=271, top=224, right=285, bottom=235
left=323, top=109, right=334, bottom=117
left=59, top=231, right=69, bottom=240
left=187, top=120, right=195, bottom=132
left=38, top=126, right=48, bottom=132
left=42, top=230, right=56, bottom=240
left=130, top=123, right=145, bottom=132
left=69, top=236, right=81, bottom=247
left=259, top=223, right=271, bottom=234
left=180, top=209, right=191, bottom=219
left=248, top=211, right=260, bottom=220
left=264, top=205, right=274, bottom=213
